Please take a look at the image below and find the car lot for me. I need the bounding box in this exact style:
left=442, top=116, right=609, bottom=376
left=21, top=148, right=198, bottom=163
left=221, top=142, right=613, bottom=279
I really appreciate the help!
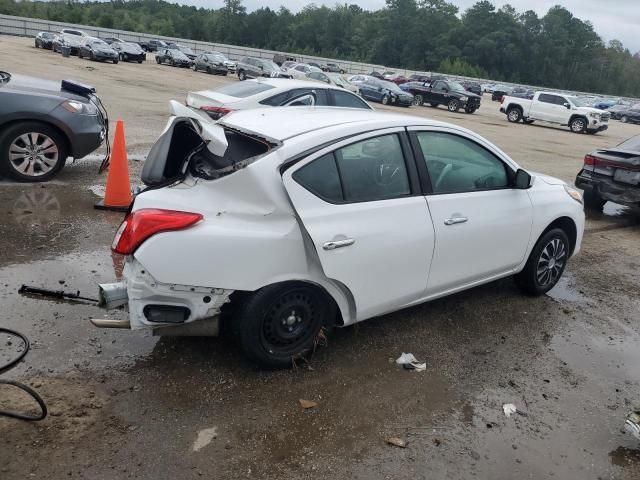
left=1, top=34, right=639, bottom=479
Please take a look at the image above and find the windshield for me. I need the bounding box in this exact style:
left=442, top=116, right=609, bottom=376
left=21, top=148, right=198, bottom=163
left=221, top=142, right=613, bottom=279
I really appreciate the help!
left=309, top=66, right=323, bottom=73
left=210, top=54, right=226, bottom=62
left=448, top=81, right=466, bottom=92
left=379, top=80, right=404, bottom=93
left=568, top=97, right=590, bottom=107
left=260, top=60, right=281, bottom=71
left=169, top=49, right=188, bottom=59
left=42, top=33, right=54, bottom=38
left=214, top=81, right=275, bottom=98
left=180, top=46, right=194, bottom=55
left=616, top=135, right=640, bottom=153
left=64, top=30, right=82, bottom=36
left=91, top=40, right=109, bottom=47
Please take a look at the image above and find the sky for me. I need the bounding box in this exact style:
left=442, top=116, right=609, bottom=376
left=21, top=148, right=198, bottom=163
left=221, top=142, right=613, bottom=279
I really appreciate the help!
left=185, top=0, right=640, bottom=53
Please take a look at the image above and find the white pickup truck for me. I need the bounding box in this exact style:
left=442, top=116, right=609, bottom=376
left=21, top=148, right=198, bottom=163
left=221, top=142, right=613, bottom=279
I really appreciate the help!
left=500, top=91, right=610, bottom=134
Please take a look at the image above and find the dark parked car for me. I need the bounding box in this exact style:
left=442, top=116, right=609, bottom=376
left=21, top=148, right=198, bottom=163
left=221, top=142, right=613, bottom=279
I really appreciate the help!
left=322, top=63, right=346, bottom=74
left=34, top=32, right=55, bottom=50
left=155, top=48, right=193, bottom=68
left=78, top=38, right=119, bottom=64
left=139, top=39, right=168, bottom=52
left=462, top=81, right=482, bottom=96
left=368, top=71, right=385, bottom=80
left=511, top=87, right=535, bottom=100
left=111, top=42, right=146, bottom=63
left=359, top=78, right=414, bottom=107
left=402, top=79, right=481, bottom=113
left=166, top=43, right=197, bottom=60
left=575, top=134, right=640, bottom=210
left=0, top=71, right=106, bottom=182
left=308, top=62, right=323, bottom=70
left=193, top=53, right=228, bottom=75
left=492, top=85, right=513, bottom=101
left=236, top=57, right=291, bottom=80
left=101, top=37, right=122, bottom=45
left=408, top=74, right=430, bottom=83
left=616, top=107, right=640, bottom=124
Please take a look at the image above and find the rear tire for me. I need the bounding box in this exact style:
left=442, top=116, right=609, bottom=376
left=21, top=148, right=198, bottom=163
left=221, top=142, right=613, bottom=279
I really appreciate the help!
left=465, top=106, right=476, bottom=114
left=507, top=107, right=522, bottom=123
left=381, top=94, right=390, bottom=105
left=514, top=228, right=570, bottom=296
left=583, top=191, right=606, bottom=210
left=156, top=57, right=161, bottom=64
left=621, top=115, right=628, bottom=123
left=413, top=94, right=424, bottom=106
left=235, top=283, right=335, bottom=369
left=238, top=70, right=247, bottom=81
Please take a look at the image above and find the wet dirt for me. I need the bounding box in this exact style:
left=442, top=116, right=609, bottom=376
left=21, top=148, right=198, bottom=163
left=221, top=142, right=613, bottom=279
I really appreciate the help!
left=0, top=35, right=639, bottom=479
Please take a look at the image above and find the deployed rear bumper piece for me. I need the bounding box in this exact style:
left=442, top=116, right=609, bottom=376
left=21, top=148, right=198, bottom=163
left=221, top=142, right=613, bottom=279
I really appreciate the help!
left=95, top=259, right=233, bottom=332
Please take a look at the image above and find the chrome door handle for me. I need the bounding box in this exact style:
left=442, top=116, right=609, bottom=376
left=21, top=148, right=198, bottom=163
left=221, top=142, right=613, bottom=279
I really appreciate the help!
left=444, top=216, right=468, bottom=226
left=323, top=239, right=355, bottom=250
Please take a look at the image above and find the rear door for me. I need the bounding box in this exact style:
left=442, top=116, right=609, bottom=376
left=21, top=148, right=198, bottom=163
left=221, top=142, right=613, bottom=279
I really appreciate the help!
left=408, top=127, right=533, bottom=294
left=530, top=93, right=566, bottom=123
left=282, top=129, right=435, bottom=321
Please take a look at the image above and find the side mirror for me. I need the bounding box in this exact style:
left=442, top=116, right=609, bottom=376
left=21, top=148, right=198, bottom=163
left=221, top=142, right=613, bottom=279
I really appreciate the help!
left=514, top=169, right=532, bottom=189
left=564, top=102, right=571, bottom=109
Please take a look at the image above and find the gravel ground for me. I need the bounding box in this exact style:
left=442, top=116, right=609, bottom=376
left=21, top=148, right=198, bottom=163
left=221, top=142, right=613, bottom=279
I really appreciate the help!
left=0, top=35, right=639, bottom=480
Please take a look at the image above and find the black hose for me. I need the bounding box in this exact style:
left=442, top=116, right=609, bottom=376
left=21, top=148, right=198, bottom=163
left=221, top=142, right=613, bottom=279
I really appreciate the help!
left=0, top=328, right=47, bottom=421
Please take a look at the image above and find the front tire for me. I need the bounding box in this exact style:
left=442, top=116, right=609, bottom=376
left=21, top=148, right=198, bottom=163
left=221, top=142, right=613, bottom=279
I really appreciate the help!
left=0, top=122, right=68, bottom=182
left=236, top=283, right=335, bottom=369
left=570, top=117, right=587, bottom=133
left=621, top=115, right=628, bottom=123
left=381, top=94, right=390, bottom=105
left=514, top=228, right=570, bottom=296
left=238, top=70, right=247, bottom=81
left=447, top=99, right=460, bottom=112
left=465, top=106, right=476, bottom=114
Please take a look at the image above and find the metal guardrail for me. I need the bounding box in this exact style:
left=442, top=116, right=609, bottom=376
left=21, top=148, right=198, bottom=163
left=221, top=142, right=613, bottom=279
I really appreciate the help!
left=0, top=13, right=637, bottom=103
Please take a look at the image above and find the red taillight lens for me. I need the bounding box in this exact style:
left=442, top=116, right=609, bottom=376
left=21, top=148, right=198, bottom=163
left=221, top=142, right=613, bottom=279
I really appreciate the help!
left=500, top=96, right=505, bottom=104
left=112, top=209, right=203, bottom=255
left=584, top=154, right=597, bottom=166
left=199, top=105, right=234, bottom=119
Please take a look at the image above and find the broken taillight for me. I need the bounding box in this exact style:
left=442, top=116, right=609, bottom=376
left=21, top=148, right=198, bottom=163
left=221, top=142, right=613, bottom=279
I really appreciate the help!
left=112, top=209, right=203, bottom=255
left=199, top=105, right=235, bottom=120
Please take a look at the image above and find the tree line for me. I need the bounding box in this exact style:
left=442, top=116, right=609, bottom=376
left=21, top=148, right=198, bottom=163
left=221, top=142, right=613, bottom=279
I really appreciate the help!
left=2, top=0, right=639, bottom=97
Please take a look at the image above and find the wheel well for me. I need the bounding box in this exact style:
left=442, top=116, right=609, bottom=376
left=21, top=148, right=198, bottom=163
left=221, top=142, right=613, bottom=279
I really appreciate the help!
left=0, top=119, right=71, bottom=157
left=507, top=103, right=523, bottom=112
left=569, top=114, right=587, bottom=125
left=541, top=216, right=577, bottom=256
left=224, top=281, right=345, bottom=328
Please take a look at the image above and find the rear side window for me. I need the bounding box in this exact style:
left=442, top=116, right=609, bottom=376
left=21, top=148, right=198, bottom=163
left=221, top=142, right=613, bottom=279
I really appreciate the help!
left=539, top=94, right=563, bottom=104
left=294, top=134, right=411, bottom=203
left=330, top=90, right=371, bottom=110
left=215, top=82, right=275, bottom=98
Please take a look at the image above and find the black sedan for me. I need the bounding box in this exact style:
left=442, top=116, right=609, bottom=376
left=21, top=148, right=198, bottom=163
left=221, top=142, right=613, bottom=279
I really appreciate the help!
left=192, top=53, right=228, bottom=75
left=78, top=38, right=119, bottom=64
left=491, top=85, right=513, bottom=101
left=0, top=71, right=106, bottom=182
left=34, top=32, right=55, bottom=50
left=111, top=42, right=146, bottom=63
left=359, top=78, right=414, bottom=107
left=156, top=48, right=193, bottom=68
left=617, top=107, right=640, bottom=124
left=575, top=134, right=640, bottom=210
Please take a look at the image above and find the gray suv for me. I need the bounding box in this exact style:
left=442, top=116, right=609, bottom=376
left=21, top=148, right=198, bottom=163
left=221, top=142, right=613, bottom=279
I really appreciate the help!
left=0, top=71, right=106, bottom=182
left=236, top=57, right=291, bottom=81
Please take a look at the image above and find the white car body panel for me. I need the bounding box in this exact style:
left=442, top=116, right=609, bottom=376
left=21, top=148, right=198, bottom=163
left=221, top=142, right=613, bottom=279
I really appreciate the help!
left=115, top=107, right=584, bottom=332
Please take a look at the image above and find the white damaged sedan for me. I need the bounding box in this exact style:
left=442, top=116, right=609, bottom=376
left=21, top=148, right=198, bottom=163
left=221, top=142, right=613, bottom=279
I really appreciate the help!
left=96, top=103, right=585, bottom=368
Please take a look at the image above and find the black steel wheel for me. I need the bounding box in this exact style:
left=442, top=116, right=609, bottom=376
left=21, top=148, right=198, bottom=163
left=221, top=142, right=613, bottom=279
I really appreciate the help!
left=236, top=283, right=335, bottom=368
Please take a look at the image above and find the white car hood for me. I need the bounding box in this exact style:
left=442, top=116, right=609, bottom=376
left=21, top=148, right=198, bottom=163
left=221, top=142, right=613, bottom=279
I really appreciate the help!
left=578, top=106, right=607, bottom=114
left=531, top=172, right=565, bottom=186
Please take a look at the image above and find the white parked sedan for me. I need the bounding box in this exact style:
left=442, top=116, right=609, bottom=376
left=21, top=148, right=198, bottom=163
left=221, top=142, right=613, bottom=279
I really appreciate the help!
left=96, top=104, right=585, bottom=368
left=186, top=78, right=372, bottom=120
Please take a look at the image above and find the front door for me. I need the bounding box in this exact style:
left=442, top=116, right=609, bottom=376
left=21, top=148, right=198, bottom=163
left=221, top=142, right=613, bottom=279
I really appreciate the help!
left=409, top=128, right=533, bottom=294
left=282, top=129, right=435, bottom=321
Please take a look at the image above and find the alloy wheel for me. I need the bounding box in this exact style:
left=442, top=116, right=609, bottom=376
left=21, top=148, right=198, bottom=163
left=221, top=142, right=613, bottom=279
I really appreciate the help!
left=508, top=109, right=521, bottom=122
left=536, top=238, right=567, bottom=287
left=8, top=132, right=59, bottom=177
left=413, top=94, right=423, bottom=106
left=448, top=100, right=459, bottom=112
left=571, top=118, right=585, bottom=132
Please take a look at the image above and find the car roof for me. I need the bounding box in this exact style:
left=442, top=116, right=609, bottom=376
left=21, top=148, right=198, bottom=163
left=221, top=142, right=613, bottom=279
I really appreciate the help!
left=221, top=107, right=456, bottom=142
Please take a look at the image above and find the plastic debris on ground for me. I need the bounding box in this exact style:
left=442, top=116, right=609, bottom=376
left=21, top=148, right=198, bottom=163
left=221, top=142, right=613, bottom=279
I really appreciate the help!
left=386, top=437, right=408, bottom=448
left=298, top=399, right=318, bottom=410
left=503, top=403, right=528, bottom=418
left=625, top=410, right=640, bottom=441
left=395, top=352, right=426, bottom=372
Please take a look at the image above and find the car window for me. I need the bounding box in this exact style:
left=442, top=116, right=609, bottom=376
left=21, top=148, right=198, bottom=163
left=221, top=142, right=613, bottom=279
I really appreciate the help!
left=260, top=91, right=292, bottom=106
left=331, top=90, right=371, bottom=110
left=416, top=132, right=508, bottom=194
left=293, top=153, right=343, bottom=203
left=294, top=134, right=410, bottom=203
left=286, top=94, right=315, bottom=106
left=539, top=93, right=562, bottom=104
left=336, top=134, right=410, bottom=202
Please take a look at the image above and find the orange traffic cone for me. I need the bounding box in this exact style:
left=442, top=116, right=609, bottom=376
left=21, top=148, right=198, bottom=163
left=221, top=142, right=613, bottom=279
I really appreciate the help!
left=95, top=119, right=132, bottom=212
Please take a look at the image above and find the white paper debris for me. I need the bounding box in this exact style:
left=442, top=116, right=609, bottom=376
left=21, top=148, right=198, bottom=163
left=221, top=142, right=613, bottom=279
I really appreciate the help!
left=192, top=427, right=218, bottom=452
left=395, top=352, right=427, bottom=372
left=503, top=403, right=518, bottom=418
